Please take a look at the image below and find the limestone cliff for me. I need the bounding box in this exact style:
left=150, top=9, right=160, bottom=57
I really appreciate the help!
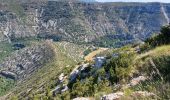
left=0, top=1, right=170, bottom=46
left=0, top=42, right=55, bottom=80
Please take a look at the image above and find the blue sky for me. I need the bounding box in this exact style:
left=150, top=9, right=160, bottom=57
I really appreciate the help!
left=96, top=0, right=170, bottom=3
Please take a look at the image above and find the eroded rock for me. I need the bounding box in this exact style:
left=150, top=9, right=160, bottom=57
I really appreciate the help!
left=101, top=92, right=124, bottom=100
left=0, top=42, right=55, bottom=80
left=73, top=97, right=93, bottom=100
left=131, top=91, right=156, bottom=98
left=130, top=76, right=147, bottom=86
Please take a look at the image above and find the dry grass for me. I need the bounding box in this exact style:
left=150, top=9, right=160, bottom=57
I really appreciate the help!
left=84, top=48, right=108, bottom=61
left=136, top=45, right=170, bottom=60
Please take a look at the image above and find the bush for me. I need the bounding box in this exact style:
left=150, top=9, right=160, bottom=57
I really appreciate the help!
left=71, top=77, right=95, bottom=98
left=145, top=25, right=170, bottom=48
left=105, top=51, right=136, bottom=84
left=152, top=56, right=170, bottom=82
left=0, top=76, right=15, bottom=96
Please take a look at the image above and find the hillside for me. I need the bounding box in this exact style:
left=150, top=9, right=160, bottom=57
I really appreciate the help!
left=0, top=40, right=88, bottom=99
left=0, top=0, right=170, bottom=100
left=0, top=25, right=168, bottom=99
left=6, top=42, right=170, bottom=100
left=0, top=1, right=170, bottom=47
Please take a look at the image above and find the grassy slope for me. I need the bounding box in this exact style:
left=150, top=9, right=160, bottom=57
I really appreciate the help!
left=0, top=42, right=14, bottom=63
left=0, top=41, right=169, bottom=99
left=0, top=39, right=41, bottom=97
left=0, top=38, right=41, bottom=63
left=0, top=76, right=15, bottom=96
left=4, top=41, right=86, bottom=99
left=137, top=45, right=170, bottom=59
left=122, top=45, right=170, bottom=99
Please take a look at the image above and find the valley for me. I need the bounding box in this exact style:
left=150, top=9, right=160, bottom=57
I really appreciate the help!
left=0, top=0, right=170, bottom=100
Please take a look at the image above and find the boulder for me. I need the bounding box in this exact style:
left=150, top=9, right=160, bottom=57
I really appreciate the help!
left=69, top=63, right=90, bottom=82
left=94, top=57, right=106, bottom=69
left=73, top=97, right=92, bottom=100
left=101, top=92, right=124, bottom=100
left=0, top=71, right=17, bottom=79
left=130, top=76, right=147, bottom=86
left=58, top=73, right=65, bottom=83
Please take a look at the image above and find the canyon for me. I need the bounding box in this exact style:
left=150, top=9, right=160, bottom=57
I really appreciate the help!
left=0, top=1, right=170, bottom=47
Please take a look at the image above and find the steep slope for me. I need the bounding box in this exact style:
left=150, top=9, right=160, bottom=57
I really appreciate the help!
left=53, top=44, right=170, bottom=100
left=0, top=40, right=56, bottom=97
left=0, top=42, right=55, bottom=80
left=1, top=1, right=170, bottom=47
left=39, top=2, right=170, bottom=44
left=0, top=1, right=170, bottom=99
left=0, top=41, right=87, bottom=99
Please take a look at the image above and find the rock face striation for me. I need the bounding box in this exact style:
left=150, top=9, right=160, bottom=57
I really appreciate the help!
left=0, top=42, right=55, bottom=80
left=38, top=2, right=170, bottom=44
left=1, top=1, right=170, bottom=46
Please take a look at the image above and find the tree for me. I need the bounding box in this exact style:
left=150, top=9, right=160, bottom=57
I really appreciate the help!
left=145, top=25, right=170, bottom=47
left=161, top=25, right=170, bottom=37
left=105, top=52, right=136, bottom=84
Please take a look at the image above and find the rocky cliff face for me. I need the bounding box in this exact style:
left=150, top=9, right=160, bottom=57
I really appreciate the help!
left=0, top=1, right=170, bottom=46
left=39, top=2, right=170, bottom=43
left=0, top=11, right=37, bottom=42
left=0, top=42, right=55, bottom=80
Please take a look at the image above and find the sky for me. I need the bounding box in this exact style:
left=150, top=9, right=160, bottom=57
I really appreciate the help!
left=96, top=0, right=170, bottom=3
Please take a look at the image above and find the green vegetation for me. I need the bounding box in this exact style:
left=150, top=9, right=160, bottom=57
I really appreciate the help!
left=0, top=76, right=15, bottom=96
left=8, top=41, right=85, bottom=99
left=93, top=36, right=119, bottom=47
left=0, top=21, right=169, bottom=99
left=58, top=46, right=136, bottom=99
left=0, top=38, right=41, bottom=63
left=0, top=0, right=25, bottom=17
left=0, top=42, right=14, bottom=63
left=66, top=73, right=113, bottom=99
left=0, top=0, right=26, bottom=24
left=8, top=1, right=25, bottom=18
left=105, top=49, right=136, bottom=84
left=83, top=47, right=97, bottom=56
left=141, top=24, right=170, bottom=51
left=61, top=36, right=170, bottom=99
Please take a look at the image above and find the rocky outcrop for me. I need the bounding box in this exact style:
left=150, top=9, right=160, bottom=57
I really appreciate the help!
left=101, top=92, right=124, bottom=100
left=69, top=63, right=90, bottom=82
left=0, top=42, right=55, bottom=80
left=1, top=2, right=170, bottom=46
left=38, top=2, right=170, bottom=44
left=73, top=97, right=93, bottom=100
left=0, top=10, right=37, bottom=42
left=94, top=57, right=106, bottom=69
left=129, top=76, right=147, bottom=86
left=131, top=91, right=156, bottom=98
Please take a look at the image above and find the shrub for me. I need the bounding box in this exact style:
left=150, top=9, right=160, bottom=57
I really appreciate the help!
left=152, top=56, right=170, bottom=82
left=71, top=77, right=94, bottom=98
left=105, top=51, right=136, bottom=84
left=145, top=25, right=170, bottom=48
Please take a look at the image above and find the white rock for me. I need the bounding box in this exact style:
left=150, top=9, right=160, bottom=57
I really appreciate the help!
left=70, top=63, right=89, bottom=82
left=73, top=97, right=92, bottom=100
left=101, top=92, right=124, bottom=100
left=130, top=76, right=147, bottom=86
left=61, top=86, right=68, bottom=93
left=59, top=73, right=65, bottom=82
left=132, top=91, right=156, bottom=97
left=95, top=57, right=106, bottom=69
left=80, top=63, right=89, bottom=71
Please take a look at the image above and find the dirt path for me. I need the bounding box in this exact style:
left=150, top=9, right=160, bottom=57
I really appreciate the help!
left=84, top=48, right=108, bottom=61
